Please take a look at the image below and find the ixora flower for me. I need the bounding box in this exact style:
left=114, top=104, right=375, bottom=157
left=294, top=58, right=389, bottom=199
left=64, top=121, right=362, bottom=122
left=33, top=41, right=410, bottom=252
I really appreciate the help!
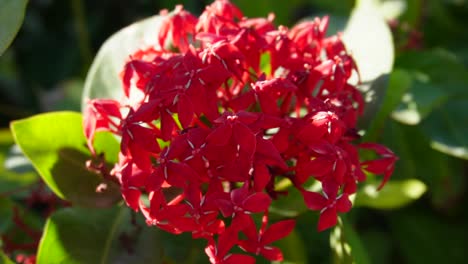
left=83, top=0, right=397, bottom=262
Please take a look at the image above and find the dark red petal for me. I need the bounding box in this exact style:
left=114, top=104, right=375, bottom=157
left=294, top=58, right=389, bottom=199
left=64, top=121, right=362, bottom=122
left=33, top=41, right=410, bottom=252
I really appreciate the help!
left=242, top=192, right=272, bottom=213
left=318, top=207, right=338, bottom=231
left=260, top=246, right=283, bottom=261
left=122, top=187, right=141, bottom=211
left=302, top=191, right=327, bottom=210
left=161, top=109, right=176, bottom=141
left=207, top=124, right=232, bottom=146
left=217, top=227, right=239, bottom=258
left=253, top=163, right=271, bottom=192
left=177, top=94, right=194, bottom=128
left=239, top=215, right=258, bottom=241
left=230, top=184, right=249, bottom=205
left=336, top=194, right=352, bottom=213
left=233, top=122, right=256, bottom=157
left=256, top=138, right=287, bottom=169
left=261, top=219, right=295, bottom=245
left=224, top=254, right=255, bottom=264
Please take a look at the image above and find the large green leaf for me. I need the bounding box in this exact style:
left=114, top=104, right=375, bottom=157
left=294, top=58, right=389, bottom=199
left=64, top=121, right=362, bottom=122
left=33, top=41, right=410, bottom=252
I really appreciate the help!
left=0, top=197, right=14, bottom=233
left=0, top=0, right=28, bottom=55
left=343, top=0, right=394, bottom=127
left=272, top=230, right=308, bottom=264
left=355, top=179, right=426, bottom=209
left=0, top=251, right=14, bottom=264
left=330, top=217, right=370, bottom=264
left=382, top=121, right=465, bottom=208
left=391, top=73, right=449, bottom=125
left=421, top=98, right=468, bottom=160
left=81, top=15, right=162, bottom=109
left=389, top=209, right=468, bottom=264
left=363, top=69, right=411, bottom=142
left=37, top=206, right=163, bottom=264
left=392, top=48, right=468, bottom=125
left=10, top=112, right=121, bottom=207
left=343, top=0, right=394, bottom=82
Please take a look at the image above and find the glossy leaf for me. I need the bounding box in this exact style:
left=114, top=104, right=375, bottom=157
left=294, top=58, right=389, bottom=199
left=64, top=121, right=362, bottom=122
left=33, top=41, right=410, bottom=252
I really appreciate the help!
left=382, top=121, right=465, bottom=209
left=355, top=179, right=426, bottom=209
left=37, top=206, right=163, bottom=264
left=392, top=49, right=468, bottom=125
left=343, top=0, right=394, bottom=82
left=363, top=69, right=411, bottom=142
left=421, top=98, right=468, bottom=160
left=343, top=0, right=394, bottom=126
left=10, top=112, right=121, bottom=207
left=0, top=0, right=28, bottom=55
left=81, top=15, right=162, bottom=109
left=330, top=217, right=370, bottom=264
left=0, top=250, right=14, bottom=264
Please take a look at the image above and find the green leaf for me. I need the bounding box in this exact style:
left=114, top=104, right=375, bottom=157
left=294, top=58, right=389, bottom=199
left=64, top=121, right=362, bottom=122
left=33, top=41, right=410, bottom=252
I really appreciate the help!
left=360, top=230, right=391, bottom=264
left=343, top=0, right=394, bottom=127
left=381, top=121, right=465, bottom=208
left=421, top=98, right=468, bottom=160
left=0, top=250, right=14, bottom=264
left=0, top=0, right=28, bottom=55
left=389, top=209, right=468, bottom=264
left=270, top=179, right=321, bottom=218
left=395, top=48, right=468, bottom=84
left=330, top=217, right=370, bottom=264
left=272, top=230, right=308, bottom=264
left=37, top=206, right=163, bottom=264
left=344, top=0, right=394, bottom=82
left=81, top=15, right=162, bottom=109
left=391, top=73, right=449, bottom=125
left=0, top=197, right=14, bottom=233
left=260, top=52, right=271, bottom=76
left=363, top=69, right=411, bottom=141
left=355, top=179, right=426, bottom=209
left=10, top=112, right=121, bottom=207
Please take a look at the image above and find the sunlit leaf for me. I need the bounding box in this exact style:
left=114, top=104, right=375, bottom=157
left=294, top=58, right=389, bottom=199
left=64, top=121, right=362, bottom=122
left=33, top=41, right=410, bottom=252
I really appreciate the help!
left=355, top=179, right=426, bottom=209
left=0, top=0, right=28, bottom=55
left=343, top=0, right=394, bottom=127
left=363, top=69, right=411, bottom=141
left=343, top=0, right=394, bottom=82
left=37, top=206, right=163, bottom=264
left=10, top=112, right=121, bottom=207
left=391, top=73, right=449, bottom=125
left=81, top=15, right=162, bottom=109
left=0, top=250, right=14, bottom=264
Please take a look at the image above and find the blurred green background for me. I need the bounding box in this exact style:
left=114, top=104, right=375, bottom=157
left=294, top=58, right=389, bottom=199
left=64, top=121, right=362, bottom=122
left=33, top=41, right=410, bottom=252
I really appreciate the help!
left=1, top=0, right=468, bottom=263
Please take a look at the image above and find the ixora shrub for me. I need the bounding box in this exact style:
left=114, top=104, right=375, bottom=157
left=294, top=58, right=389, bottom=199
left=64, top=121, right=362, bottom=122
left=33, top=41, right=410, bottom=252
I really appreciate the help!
left=9, top=0, right=401, bottom=263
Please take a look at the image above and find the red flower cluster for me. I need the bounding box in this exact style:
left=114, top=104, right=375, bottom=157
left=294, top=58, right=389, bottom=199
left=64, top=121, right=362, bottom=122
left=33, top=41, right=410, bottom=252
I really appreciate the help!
left=83, top=1, right=397, bottom=262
